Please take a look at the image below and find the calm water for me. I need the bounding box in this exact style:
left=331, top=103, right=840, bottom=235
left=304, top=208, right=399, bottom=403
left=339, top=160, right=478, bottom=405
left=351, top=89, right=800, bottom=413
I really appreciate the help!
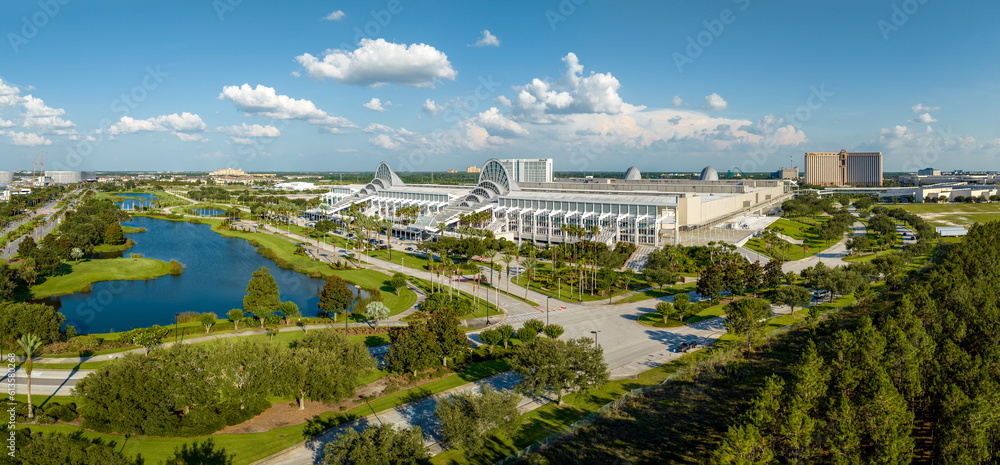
left=42, top=216, right=355, bottom=333
left=189, top=208, right=226, bottom=217
left=112, top=192, right=157, bottom=210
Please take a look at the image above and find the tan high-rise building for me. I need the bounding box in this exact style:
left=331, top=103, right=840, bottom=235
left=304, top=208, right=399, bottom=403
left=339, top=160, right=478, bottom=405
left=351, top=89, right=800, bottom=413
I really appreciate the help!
left=804, top=150, right=882, bottom=186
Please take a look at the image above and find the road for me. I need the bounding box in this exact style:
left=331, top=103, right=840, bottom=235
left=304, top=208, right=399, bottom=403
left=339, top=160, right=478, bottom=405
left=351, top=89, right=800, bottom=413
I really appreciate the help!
left=781, top=220, right=866, bottom=274
left=0, top=190, right=76, bottom=259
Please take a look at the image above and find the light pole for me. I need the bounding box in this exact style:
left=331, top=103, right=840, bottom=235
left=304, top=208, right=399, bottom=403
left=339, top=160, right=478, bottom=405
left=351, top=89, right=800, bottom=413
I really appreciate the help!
left=558, top=277, right=561, bottom=300
left=546, top=296, right=551, bottom=326
left=590, top=330, right=601, bottom=348
left=401, top=256, right=404, bottom=271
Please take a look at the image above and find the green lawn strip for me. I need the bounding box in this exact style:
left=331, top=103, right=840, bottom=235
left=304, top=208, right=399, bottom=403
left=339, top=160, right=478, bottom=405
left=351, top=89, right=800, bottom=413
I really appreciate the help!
left=615, top=282, right=697, bottom=304
left=120, top=225, right=146, bottom=234
left=636, top=312, right=685, bottom=328
left=21, top=360, right=510, bottom=465
left=480, top=282, right=540, bottom=307
left=682, top=302, right=729, bottom=324
left=29, top=257, right=173, bottom=298
left=92, top=239, right=136, bottom=254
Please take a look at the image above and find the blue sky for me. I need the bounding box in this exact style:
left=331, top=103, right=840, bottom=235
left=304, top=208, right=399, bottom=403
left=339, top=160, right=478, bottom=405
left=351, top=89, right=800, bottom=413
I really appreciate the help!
left=1, top=0, right=998, bottom=173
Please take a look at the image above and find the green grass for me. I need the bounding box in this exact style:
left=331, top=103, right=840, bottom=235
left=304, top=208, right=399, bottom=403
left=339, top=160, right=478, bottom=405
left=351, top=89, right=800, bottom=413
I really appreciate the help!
left=92, top=238, right=136, bottom=253
left=29, top=257, right=173, bottom=298
left=684, top=302, right=728, bottom=324
left=744, top=216, right=843, bottom=262
left=22, top=360, right=510, bottom=465
left=896, top=203, right=1000, bottom=227
left=121, top=225, right=146, bottom=234
left=637, top=312, right=685, bottom=328
left=406, top=277, right=502, bottom=320
left=615, top=282, right=697, bottom=304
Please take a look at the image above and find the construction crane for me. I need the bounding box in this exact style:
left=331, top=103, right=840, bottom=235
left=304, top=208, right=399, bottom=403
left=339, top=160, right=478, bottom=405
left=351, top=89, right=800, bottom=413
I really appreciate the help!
left=38, top=152, right=46, bottom=186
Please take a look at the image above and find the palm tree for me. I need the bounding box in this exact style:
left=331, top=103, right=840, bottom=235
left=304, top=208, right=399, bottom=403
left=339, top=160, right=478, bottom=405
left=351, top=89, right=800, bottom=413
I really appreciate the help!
left=17, top=333, right=41, bottom=420
left=500, top=253, right=514, bottom=293
left=520, top=256, right=538, bottom=299
left=381, top=219, right=393, bottom=260
left=438, top=222, right=447, bottom=241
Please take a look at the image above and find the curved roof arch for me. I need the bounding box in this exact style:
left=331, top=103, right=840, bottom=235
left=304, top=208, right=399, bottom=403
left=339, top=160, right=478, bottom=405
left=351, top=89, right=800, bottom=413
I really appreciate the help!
left=624, top=166, right=641, bottom=180
left=477, top=159, right=519, bottom=194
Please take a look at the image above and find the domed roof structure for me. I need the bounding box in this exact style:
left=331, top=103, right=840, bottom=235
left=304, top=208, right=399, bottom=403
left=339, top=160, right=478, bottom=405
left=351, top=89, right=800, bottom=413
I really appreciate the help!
left=623, top=166, right=641, bottom=181
left=700, top=166, right=719, bottom=181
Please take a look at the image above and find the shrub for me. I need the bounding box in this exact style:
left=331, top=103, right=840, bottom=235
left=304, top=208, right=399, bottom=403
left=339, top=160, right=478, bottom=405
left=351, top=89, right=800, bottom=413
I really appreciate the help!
left=70, top=335, right=102, bottom=351
left=175, top=312, right=200, bottom=324
left=364, top=286, right=383, bottom=302
left=168, top=259, right=185, bottom=275
left=35, top=415, right=56, bottom=425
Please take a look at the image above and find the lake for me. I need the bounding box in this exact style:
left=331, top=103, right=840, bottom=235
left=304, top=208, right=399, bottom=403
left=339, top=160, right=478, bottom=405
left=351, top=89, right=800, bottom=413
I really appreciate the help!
left=112, top=192, right=157, bottom=210
left=41, top=216, right=360, bottom=334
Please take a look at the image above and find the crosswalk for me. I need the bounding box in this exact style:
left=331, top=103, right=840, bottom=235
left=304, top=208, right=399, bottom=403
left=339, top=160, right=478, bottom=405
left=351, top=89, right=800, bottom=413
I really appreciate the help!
left=505, top=304, right=579, bottom=324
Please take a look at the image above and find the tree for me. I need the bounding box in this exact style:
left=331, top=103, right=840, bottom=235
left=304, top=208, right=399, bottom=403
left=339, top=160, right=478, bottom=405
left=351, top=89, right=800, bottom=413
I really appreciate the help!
left=542, top=324, right=564, bottom=339
left=284, top=330, right=375, bottom=410
left=656, top=301, right=675, bottom=323
left=17, top=333, right=41, bottom=419
left=318, top=276, right=355, bottom=322
left=508, top=338, right=609, bottom=405
left=243, top=266, right=280, bottom=325
left=479, top=329, right=501, bottom=353
left=227, top=308, right=244, bottom=331
left=517, top=324, right=539, bottom=343
left=17, top=236, right=37, bottom=259
left=763, top=259, right=783, bottom=289
left=697, top=264, right=724, bottom=301
left=523, top=318, right=545, bottom=335
left=386, top=324, right=437, bottom=375
left=428, top=310, right=470, bottom=367
left=18, top=258, right=38, bottom=286
left=70, top=247, right=84, bottom=264
left=723, top=298, right=771, bottom=351
left=436, top=386, right=521, bottom=454
left=199, top=312, right=217, bottom=334
left=165, top=439, right=235, bottom=465
left=389, top=272, right=407, bottom=296
left=773, top=285, right=811, bottom=313
left=673, top=293, right=691, bottom=319
left=322, top=424, right=429, bottom=465
left=129, top=325, right=168, bottom=355
left=520, top=256, right=538, bottom=299
left=644, top=267, right=677, bottom=290
left=364, top=301, right=390, bottom=330
left=104, top=222, right=125, bottom=245
left=710, top=424, right=775, bottom=465
left=279, top=301, right=301, bottom=323
left=0, top=302, right=66, bottom=344
left=496, top=324, right=515, bottom=349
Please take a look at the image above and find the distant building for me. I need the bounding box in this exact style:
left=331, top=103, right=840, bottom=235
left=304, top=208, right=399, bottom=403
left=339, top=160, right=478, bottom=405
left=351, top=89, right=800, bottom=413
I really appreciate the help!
left=466, top=165, right=481, bottom=173
left=273, top=182, right=317, bottom=191
left=446, top=168, right=458, bottom=173
left=209, top=168, right=246, bottom=176
left=804, top=150, right=882, bottom=186
left=45, top=171, right=96, bottom=184
left=918, top=168, right=941, bottom=176
left=774, top=166, right=799, bottom=179
left=496, top=158, right=553, bottom=183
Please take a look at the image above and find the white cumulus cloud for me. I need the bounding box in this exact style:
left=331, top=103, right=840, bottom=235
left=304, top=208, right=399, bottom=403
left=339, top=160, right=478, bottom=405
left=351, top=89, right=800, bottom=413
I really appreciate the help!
left=469, top=107, right=528, bottom=137
left=909, top=112, right=937, bottom=124
left=703, top=93, right=728, bottom=111
left=324, top=10, right=345, bottom=21
left=108, top=112, right=208, bottom=141
left=363, top=98, right=389, bottom=112
left=503, top=52, right=624, bottom=122
left=295, top=38, right=457, bottom=87
left=473, top=30, right=500, bottom=47
left=421, top=99, right=443, bottom=117
left=218, top=84, right=355, bottom=131
left=671, top=95, right=686, bottom=107
left=218, top=123, right=281, bottom=138
left=911, top=103, right=939, bottom=113
left=10, top=131, right=51, bottom=146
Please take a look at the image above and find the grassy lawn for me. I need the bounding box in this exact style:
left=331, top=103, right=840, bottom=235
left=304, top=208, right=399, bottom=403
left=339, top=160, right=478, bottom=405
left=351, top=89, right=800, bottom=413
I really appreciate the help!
left=120, top=225, right=146, bottom=234
left=767, top=217, right=828, bottom=240
left=744, top=233, right=838, bottom=262
left=615, top=282, right=697, bottom=304
left=684, top=302, right=728, bottom=324
left=637, top=312, right=685, bottom=328
left=406, top=277, right=501, bottom=320
left=512, top=266, right=636, bottom=303
left=22, top=360, right=510, bottom=465
left=92, top=239, right=136, bottom=254
left=29, top=257, right=173, bottom=298
left=896, top=202, right=1000, bottom=227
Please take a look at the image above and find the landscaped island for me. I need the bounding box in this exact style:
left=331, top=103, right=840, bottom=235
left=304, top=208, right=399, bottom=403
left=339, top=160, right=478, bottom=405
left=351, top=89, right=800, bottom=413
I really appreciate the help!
left=30, top=257, right=180, bottom=298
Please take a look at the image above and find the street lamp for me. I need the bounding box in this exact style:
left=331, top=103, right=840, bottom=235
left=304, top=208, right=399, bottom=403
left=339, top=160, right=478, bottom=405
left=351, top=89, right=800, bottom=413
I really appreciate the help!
left=401, top=256, right=404, bottom=271
left=546, top=296, right=551, bottom=326
left=590, top=330, right=601, bottom=348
